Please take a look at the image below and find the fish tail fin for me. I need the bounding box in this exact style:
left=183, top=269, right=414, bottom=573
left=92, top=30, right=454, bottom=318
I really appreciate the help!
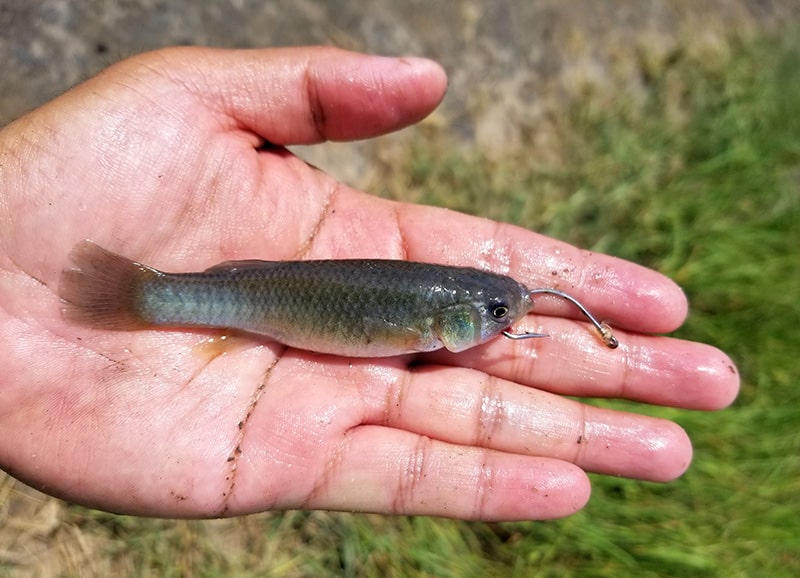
left=59, top=240, right=155, bottom=330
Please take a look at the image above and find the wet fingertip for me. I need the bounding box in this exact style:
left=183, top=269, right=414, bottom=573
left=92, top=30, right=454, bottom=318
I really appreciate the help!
left=663, top=341, right=742, bottom=411
left=632, top=275, right=689, bottom=334
left=696, top=347, right=742, bottom=409
left=561, top=468, right=592, bottom=516
left=527, top=463, right=591, bottom=520
left=646, top=420, right=694, bottom=482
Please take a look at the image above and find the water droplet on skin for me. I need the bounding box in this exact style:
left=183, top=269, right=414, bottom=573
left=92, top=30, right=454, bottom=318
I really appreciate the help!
left=192, top=333, right=251, bottom=360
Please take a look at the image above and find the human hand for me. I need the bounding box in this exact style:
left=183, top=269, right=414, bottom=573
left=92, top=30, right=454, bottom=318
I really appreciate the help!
left=0, top=47, right=739, bottom=521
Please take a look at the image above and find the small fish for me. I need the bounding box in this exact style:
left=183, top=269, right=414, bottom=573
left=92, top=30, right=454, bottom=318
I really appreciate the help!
left=59, top=241, right=618, bottom=356
left=59, top=241, right=541, bottom=357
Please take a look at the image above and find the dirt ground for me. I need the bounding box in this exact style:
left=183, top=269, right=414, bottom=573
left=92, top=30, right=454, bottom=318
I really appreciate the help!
left=1, top=0, right=797, bottom=185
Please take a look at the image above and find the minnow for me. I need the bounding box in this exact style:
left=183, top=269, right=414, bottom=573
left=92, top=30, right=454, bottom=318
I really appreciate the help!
left=59, top=241, right=617, bottom=357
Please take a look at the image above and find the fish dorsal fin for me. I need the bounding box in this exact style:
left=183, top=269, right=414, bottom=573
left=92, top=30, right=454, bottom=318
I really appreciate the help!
left=203, top=259, right=278, bottom=273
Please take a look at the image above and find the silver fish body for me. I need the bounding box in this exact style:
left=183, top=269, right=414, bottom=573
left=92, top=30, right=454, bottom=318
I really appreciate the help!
left=59, top=241, right=534, bottom=357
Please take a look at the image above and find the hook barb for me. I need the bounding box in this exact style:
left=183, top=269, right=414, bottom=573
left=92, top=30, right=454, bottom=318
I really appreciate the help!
left=503, top=288, right=619, bottom=349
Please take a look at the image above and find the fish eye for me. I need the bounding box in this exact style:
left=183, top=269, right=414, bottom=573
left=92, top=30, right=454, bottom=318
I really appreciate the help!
left=491, top=304, right=509, bottom=319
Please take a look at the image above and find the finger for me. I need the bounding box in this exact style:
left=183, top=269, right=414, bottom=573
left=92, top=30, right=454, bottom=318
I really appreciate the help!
left=205, top=353, right=590, bottom=521
left=291, top=427, right=591, bottom=521
left=291, top=188, right=685, bottom=334
left=428, top=317, right=741, bottom=410
left=128, top=46, right=448, bottom=144
left=357, top=365, right=692, bottom=483
left=395, top=203, right=688, bottom=334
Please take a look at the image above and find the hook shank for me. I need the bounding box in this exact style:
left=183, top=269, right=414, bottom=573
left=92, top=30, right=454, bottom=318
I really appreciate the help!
left=503, top=288, right=619, bottom=349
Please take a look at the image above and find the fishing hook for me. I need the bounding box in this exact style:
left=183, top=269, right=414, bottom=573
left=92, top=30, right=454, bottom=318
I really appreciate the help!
left=503, top=288, right=619, bottom=349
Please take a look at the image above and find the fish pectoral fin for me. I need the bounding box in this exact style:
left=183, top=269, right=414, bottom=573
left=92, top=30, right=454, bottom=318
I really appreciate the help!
left=434, top=305, right=480, bottom=353
left=361, top=317, right=425, bottom=351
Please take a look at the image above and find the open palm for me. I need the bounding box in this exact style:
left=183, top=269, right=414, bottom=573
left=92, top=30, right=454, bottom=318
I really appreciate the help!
left=0, top=47, right=738, bottom=521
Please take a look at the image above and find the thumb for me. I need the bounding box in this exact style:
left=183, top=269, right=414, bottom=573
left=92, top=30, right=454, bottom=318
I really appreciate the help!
left=121, top=45, right=449, bottom=144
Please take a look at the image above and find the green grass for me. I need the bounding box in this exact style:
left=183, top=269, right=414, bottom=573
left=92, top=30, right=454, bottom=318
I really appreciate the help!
left=377, top=33, right=800, bottom=577
left=3, top=32, right=799, bottom=578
